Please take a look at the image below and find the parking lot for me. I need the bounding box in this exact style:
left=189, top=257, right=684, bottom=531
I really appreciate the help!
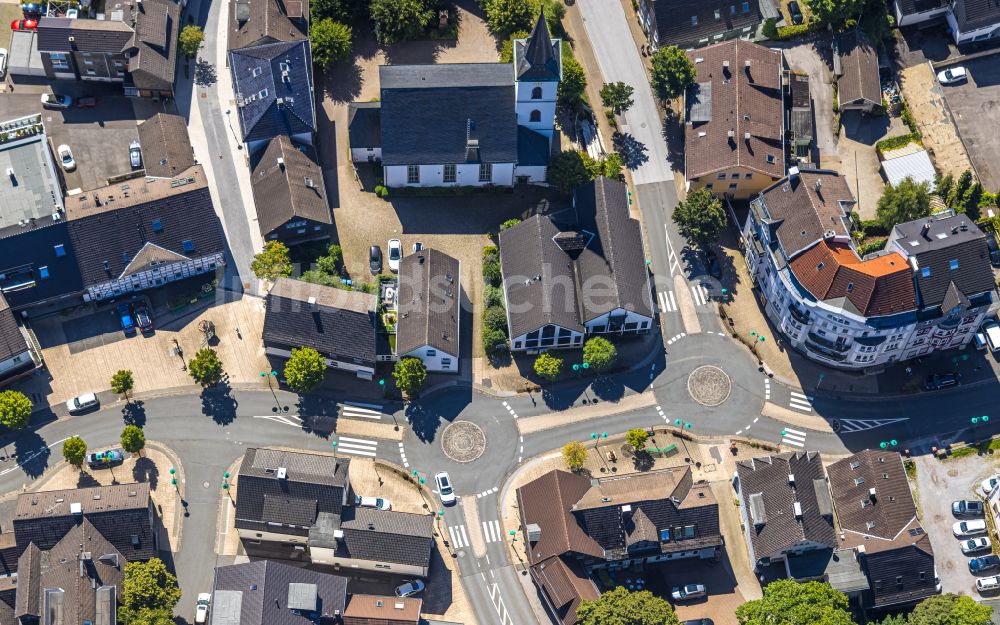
left=938, top=56, right=1000, bottom=192
left=914, top=454, right=1000, bottom=597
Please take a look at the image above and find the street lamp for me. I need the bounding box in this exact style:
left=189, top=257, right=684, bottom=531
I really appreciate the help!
left=169, top=467, right=177, bottom=492
left=223, top=109, right=243, bottom=150
left=331, top=440, right=338, bottom=461
left=261, top=370, right=285, bottom=412
left=750, top=331, right=765, bottom=349
left=591, top=432, right=609, bottom=471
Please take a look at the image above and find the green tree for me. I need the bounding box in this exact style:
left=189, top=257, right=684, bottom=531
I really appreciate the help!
left=672, top=187, right=726, bottom=248
left=534, top=352, right=562, bottom=381
left=558, top=56, right=587, bottom=108
left=178, top=25, right=204, bottom=58
left=393, top=357, right=427, bottom=396
left=482, top=327, right=508, bottom=356
left=600, top=81, right=635, bottom=115
left=251, top=241, right=293, bottom=281
left=483, top=261, right=502, bottom=287
left=499, top=30, right=529, bottom=62
left=600, top=153, right=624, bottom=179
left=562, top=440, right=587, bottom=470
left=500, top=218, right=522, bottom=231
left=370, top=0, right=434, bottom=44
left=876, top=177, right=932, bottom=229
left=311, top=0, right=348, bottom=21
left=483, top=306, right=509, bottom=334
left=908, top=593, right=993, bottom=625
left=736, top=579, right=857, bottom=625
left=110, top=369, right=135, bottom=402
left=120, top=609, right=176, bottom=625
left=121, top=424, right=146, bottom=454
left=935, top=173, right=954, bottom=199
left=188, top=348, right=224, bottom=387
left=947, top=169, right=974, bottom=209
left=284, top=347, right=326, bottom=392
left=876, top=615, right=907, bottom=625
left=484, top=0, right=533, bottom=35
left=650, top=45, right=695, bottom=104
left=62, top=436, right=87, bottom=468
left=576, top=586, right=678, bottom=625
left=548, top=151, right=592, bottom=195
left=122, top=559, right=182, bottom=615
left=583, top=336, right=617, bottom=371
left=805, top=0, right=864, bottom=28
left=483, top=285, right=505, bottom=308
left=0, top=389, right=32, bottom=431
left=311, top=19, right=353, bottom=68
left=316, top=243, right=343, bottom=275
left=626, top=428, right=649, bottom=451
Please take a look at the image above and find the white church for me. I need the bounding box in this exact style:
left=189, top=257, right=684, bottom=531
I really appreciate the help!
left=347, top=13, right=563, bottom=188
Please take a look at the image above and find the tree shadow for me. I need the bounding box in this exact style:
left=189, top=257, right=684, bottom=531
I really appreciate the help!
left=12, top=430, right=51, bottom=479
left=77, top=471, right=101, bottom=488
left=200, top=384, right=238, bottom=425
left=295, top=394, right=338, bottom=438
left=133, top=456, right=160, bottom=491
left=631, top=450, right=654, bottom=472
left=591, top=375, right=625, bottom=402
left=662, top=109, right=685, bottom=173
left=405, top=387, right=470, bottom=443
left=194, top=59, right=217, bottom=87
left=122, top=400, right=146, bottom=427
left=612, top=132, right=649, bottom=170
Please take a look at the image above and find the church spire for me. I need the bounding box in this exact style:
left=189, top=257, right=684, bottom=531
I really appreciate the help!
left=516, top=9, right=561, bottom=82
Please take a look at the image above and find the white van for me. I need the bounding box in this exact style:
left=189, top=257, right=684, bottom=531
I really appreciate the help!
left=982, top=320, right=1000, bottom=353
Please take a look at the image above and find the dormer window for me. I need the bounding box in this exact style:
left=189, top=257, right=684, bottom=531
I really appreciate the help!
left=691, top=15, right=698, bottom=25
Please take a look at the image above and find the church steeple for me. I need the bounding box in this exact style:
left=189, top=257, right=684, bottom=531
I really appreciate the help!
left=516, top=10, right=561, bottom=82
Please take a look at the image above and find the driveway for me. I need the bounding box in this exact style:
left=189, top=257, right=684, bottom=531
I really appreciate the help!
left=914, top=454, right=999, bottom=596
left=938, top=55, right=1000, bottom=192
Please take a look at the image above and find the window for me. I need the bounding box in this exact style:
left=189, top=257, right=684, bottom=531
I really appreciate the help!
left=728, top=183, right=738, bottom=189
left=705, top=183, right=714, bottom=189
left=742, top=1, right=750, bottom=11
left=86, top=69, right=96, bottom=76
left=714, top=9, right=720, bottom=19
left=39, top=266, right=49, bottom=279
left=479, top=163, right=493, bottom=182
left=258, top=89, right=269, bottom=99
left=531, top=86, right=543, bottom=99
left=252, top=66, right=263, bottom=77
left=529, top=110, right=541, bottom=123
left=54, top=244, right=66, bottom=257
left=407, top=165, right=420, bottom=184
left=950, top=259, right=959, bottom=270
left=441, top=358, right=452, bottom=368
left=50, top=53, right=70, bottom=71
left=443, top=164, right=456, bottom=183
left=427, top=349, right=437, bottom=357
left=182, top=240, right=195, bottom=252
left=151, top=219, right=163, bottom=233
left=684, top=525, right=695, bottom=538
left=731, top=172, right=740, bottom=179
left=514, top=341, right=522, bottom=349
left=730, top=4, right=737, bottom=13
left=659, top=529, right=671, bottom=542
left=921, top=267, right=931, bottom=278
left=766, top=154, right=776, bottom=164
left=717, top=172, right=727, bottom=180
left=690, top=15, right=698, bottom=25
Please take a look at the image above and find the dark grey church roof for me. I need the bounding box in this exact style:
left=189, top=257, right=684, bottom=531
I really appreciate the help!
left=230, top=39, right=315, bottom=144
left=515, top=12, right=561, bottom=82
left=517, top=126, right=551, bottom=166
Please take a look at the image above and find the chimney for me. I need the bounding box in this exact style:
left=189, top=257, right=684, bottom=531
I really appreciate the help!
left=921, top=220, right=932, bottom=240
left=815, top=179, right=822, bottom=192
left=277, top=467, right=287, bottom=480
left=277, top=156, right=285, bottom=170
left=868, top=487, right=877, bottom=500
left=282, top=69, right=290, bottom=83
left=744, top=132, right=751, bottom=140
left=527, top=523, right=542, bottom=542
left=788, top=473, right=795, bottom=486
left=308, top=295, right=317, bottom=311
left=723, top=60, right=730, bottom=68
left=745, top=59, right=752, bottom=67
left=788, top=166, right=800, bottom=180
left=793, top=501, right=802, bottom=519
left=727, top=129, right=735, bottom=138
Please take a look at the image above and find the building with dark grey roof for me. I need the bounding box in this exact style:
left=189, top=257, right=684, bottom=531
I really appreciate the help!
left=137, top=113, right=196, bottom=178
left=211, top=560, right=347, bottom=625
left=263, top=278, right=378, bottom=379
left=894, top=0, right=1000, bottom=43
left=0, top=293, right=38, bottom=388
left=735, top=452, right=836, bottom=577
left=499, top=176, right=653, bottom=352
left=348, top=102, right=382, bottom=163
left=310, top=506, right=435, bottom=577
left=835, top=31, right=881, bottom=113
left=892, top=0, right=949, bottom=26
left=229, top=39, right=316, bottom=151
left=251, top=135, right=332, bottom=245
left=396, top=248, right=461, bottom=373
left=637, top=0, right=762, bottom=50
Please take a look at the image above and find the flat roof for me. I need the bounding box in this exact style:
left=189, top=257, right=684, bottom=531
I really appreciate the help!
left=0, top=126, right=65, bottom=237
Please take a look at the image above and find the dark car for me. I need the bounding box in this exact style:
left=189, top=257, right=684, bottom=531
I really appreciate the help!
left=130, top=303, right=153, bottom=333
left=787, top=1, right=804, bottom=24
left=683, top=620, right=715, bottom=625
left=923, top=372, right=959, bottom=391
left=704, top=250, right=722, bottom=279
left=117, top=303, right=136, bottom=336
left=369, top=245, right=382, bottom=274
left=86, top=449, right=124, bottom=469
left=954, top=500, right=985, bottom=517
left=970, top=555, right=1000, bottom=574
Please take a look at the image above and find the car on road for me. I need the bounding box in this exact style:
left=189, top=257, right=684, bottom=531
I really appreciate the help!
left=970, top=555, right=1000, bottom=574
left=0, top=48, right=8, bottom=80
left=66, top=392, right=99, bottom=414
left=962, top=537, right=992, bottom=554
left=86, top=449, right=124, bottom=469
left=954, top=519, right=988, bottom=537
left=129, top=140, right=142, bottom=169
left=130, top=303, right=153, bottom=333
left=977, top=575, right=1000, bottom=593
left=388, top=238, right=402, bottom=272
left=10, top=19, right=38, bottom=30
left=953, top=500, right=985, bottom=516
left=56, top=144, right=75, bottom=171
left=704, top=250, right=721, bottom=279
left=937, top=66, right=968, bottom=85
left=395, top=580, right=425, bottom=598
left=117, top=303, right=136, bottom=335
left=672, top=584, right=706, bottom=601
left=982, top=475, right=1000, bottom=496
left=923, top=373, right=959, bottom=391
left=982, top=319, right=1000, bottom=352
left=41, top=93, right=73, bottom=109
left=369, top=245, right=382, bottom=274
left=355, top=495, right=392, bottom=510
left=787, top=0, right=804, bottom=24
left=195, top=592, right=211, bottom=624
left=435, top=471, right=456, bottom=505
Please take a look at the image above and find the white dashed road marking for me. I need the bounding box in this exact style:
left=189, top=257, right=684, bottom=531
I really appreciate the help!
left=837, top=418, right=909, bottom=433
left=476, top=486, right=499, bottom=498
left=764, top=378, right=771, bottom=401
left=397, top=442, right=408, bottom=468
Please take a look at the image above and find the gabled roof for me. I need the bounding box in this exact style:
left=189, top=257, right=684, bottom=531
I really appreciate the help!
left=0, top=294, right=30, bottom=365
left=894, top=0, right=947, bottom=17
left=137, top=113, right=195, bottom=178
left=396, top=248, right=460, bottom=357
left=514, top=11, right=561, bottom=82
left=756, top=170, right=855, bottom=258
left=344, top=594, right=421, bottom=624
left=347, top=102, right=381, bottom=149
left=230, top=39, right=315, bottom=144
left=951, top=0, right=1000, bottom=32
left=36, top=16, right=134, bottom=53
left=836, top=31, right=881, bottom=107
left=335, top=508, right=434, bottom=569
left=517, top=469, right=603, bottom=566
left=211, top=560, right=347, bottom=625
left=685, top=39, right=784, bottom=181
left=228, top=0, right=308, bottom=50
left=379, top=63, right=517, bottom=166
left=647, top=0, right=761, bottom=47
left=129, top=0, right=180, bottom=92
left=529, top=557, right=598, bottom=625
left=250, top=135, right=331, bottom=236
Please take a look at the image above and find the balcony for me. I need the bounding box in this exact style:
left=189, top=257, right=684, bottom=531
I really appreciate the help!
left=789, top=306, right=811, bottom=325
left=804, top=340, right=849, bottom=362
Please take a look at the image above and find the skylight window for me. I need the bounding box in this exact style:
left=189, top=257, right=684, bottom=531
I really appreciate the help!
left=950, top=259, right=959, bottom=270
left=252, top=67, right=262, bottom=77
left=54, top=244, right=66, bottom=257
left=921, top=267, right=931, bottom=278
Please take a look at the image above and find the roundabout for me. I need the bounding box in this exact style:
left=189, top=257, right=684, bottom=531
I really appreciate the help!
left=686, top=365, right=733, bottom=407
left=440, top=420, right=487, bottom=463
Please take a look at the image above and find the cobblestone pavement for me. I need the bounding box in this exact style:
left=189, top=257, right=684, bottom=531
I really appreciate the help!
left=900, top=62, right=974, bottom=182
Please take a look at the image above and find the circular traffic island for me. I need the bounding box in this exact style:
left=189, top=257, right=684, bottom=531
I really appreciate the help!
left=686, top=365, right=732, bottom=407
left=441, top=420, right=487, bottom=463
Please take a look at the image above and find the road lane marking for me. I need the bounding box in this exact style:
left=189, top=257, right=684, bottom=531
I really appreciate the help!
left=690, top=284, right=709, bottom=306
left=341, top=403, right=383, bottom=420
left=781, top=427, right=807, bottom=448
left=789, top=391, right=813, bottom=412
left=335, top=436, right=378, bottom=457
left=658, top=291, right=677, bottom=312
left=0, top=436, right=75, bottom=477
left=837, top=417, right=909, bottom=433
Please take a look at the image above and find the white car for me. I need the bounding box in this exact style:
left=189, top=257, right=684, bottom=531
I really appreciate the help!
left=195, top=592, right=211, bottom=624
left=982, top=320, right=1000, bottom=352
left=387, top=238, right=402, bottom=272
left=435, top=471, right=456, bottom=505
left=963, top=537, right=992, bottom=555
left=0, top=48, right=8, bottom=80
left=395, top=579, right=425, bottom=597
left=57, top=144, right=75, bottom=171
left=954, top=519, right=988, bottom=537
left=937, top=67, right=967, bottom=84
left=66, top=392, right=99, bottom=413
left=40, top=93, right=73, bottom=109
left=978, top=576, right=1000, bottom=593
left=355, top=495, right=392, bottom=510
left=672, top=583, right=707, bottom=601
left=983, top=475, right=1000, bottom=496
left=129, top=140, right=142, bottom=169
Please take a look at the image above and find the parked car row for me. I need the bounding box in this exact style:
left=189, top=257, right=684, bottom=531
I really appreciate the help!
left=951, top=496, right=1000, bottom=593
left=117, top=301, right=154, bottom=336
left=369, top=239, right=424, bottom=274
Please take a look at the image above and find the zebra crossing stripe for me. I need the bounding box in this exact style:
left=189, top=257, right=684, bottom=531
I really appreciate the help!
left=788, top=391, right=813, bottom=412
left=690, top=285, right=709, bottom=306
left=657, top=291, right=678, bottom=312
left=341, top=403, right=383, bottom=420
left=335, top=436, right=378, bottom=457
left=448, top=526, right=461, bottom=548
left=782, top=427, right=807, bottom=448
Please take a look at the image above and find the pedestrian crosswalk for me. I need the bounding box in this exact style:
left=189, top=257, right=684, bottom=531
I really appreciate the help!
left=690, top=284, right=710, bottom=306
left=781, top=427, right=807, bottom=448
left=448, top=524, right=470, bottom=549
left=657, top=285, right=713, bottom=313
left=340, top=403, right=383, bottom=420
left=482, top=519, right=503, bottom=543
left=788, top=391, right=813, bottom=413
left=335, top=436, right=378, bottom=457
left=657, top=290, right=678, bottom=312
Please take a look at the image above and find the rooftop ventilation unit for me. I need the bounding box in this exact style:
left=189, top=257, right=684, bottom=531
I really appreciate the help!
left=277, top=467, right=287, bottom=479
left=793, top=501, right=802, bottom=519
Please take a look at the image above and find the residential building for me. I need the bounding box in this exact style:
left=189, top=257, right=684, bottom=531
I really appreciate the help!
left=251, top=135, right=332, bottom=245
left=344, top=595, right=422, bottom=625
left=229, top=39, right=316, bottom=151
left=35, top=0, right=180, bottom=98
left=893, top=0, right=1000, bottom=44
left=348, top=102, right=382, bottom=163
left=228, top=0, right=308, bottom=50
left=0, top=293, right=39, bottom=387
left=137, top=112, right=196, bottom=178
left=499, top=177, right=654, bottom=353
left=309, top=507, right=435, bottom=577
left=827, top=450, right=939, bottom=609
left=892, top=0, right=949, bottom=26
left=396, top=248, right=461, bottom=373
left=735, top=452, right=836, bottom=579
left=788, top=72, right=814, bottom=165
left=365, top=13, right=559, bottom=187
left=517, top=467, right=722, bottom=625
left=742, top=168, right=997, bottom=371
left=637, top=0, right=762, bottom=50
left=210, top=560, right=348, bottom=625
left=835, top=31, right=881, bottom=113
left=685, top=40, right=785, bottom=199
left=263, top=278, right=378, bottom=379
